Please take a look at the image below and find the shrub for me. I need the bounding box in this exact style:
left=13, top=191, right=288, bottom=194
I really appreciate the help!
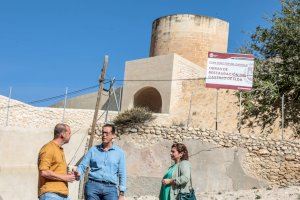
left=113, top=107, right=155, bottom=126
left=255, top=195, right=261, bottom=199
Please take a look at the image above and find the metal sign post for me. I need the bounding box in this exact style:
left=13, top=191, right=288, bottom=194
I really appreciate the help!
left=112, top=87, right=120, bottom=113
left=5, top=87, right=12, bottom=126
left=62, top=87, right=68, bottom=122
left=238, top=92, right=242, bottom=133
left=281, top=94, right=285, bottom=140
left=215, top=89, right=219, bottom=131
left=187, top=92, right=194, bottom=127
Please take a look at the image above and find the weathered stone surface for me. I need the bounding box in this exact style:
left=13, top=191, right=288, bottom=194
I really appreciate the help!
left=130, top=128, right=138, bottom=133
left=115, top=124, right=299, bottom=187
left=285, top=155, right=296, bottom=161
left=258, top=149, right=270, bottom=155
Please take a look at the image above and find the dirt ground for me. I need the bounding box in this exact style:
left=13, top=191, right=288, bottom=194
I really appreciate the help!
left=126, top=186, right=300, bottom=200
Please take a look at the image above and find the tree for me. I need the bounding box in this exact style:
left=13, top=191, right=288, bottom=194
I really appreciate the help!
left=239, top=0, right=300, bottom=136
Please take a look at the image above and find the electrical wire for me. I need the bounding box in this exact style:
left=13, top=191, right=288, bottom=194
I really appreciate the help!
left=0, top=81, right=110, bottom=110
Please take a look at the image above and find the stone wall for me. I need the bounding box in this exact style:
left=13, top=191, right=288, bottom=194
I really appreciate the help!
left=150, top=14, right=229, bottom=68
left=0, top=127, right=88, bottom=200
left=2, top=126, right=298, bottom=199
left=0, top=95, right=92, bottom=129
left=0, top=95, right=172, bottom=129
left=112, top=124, right=300, bottom=186
left=170, top=78, right=296, bottom=139
left=1, top=95, right=298, bottom=187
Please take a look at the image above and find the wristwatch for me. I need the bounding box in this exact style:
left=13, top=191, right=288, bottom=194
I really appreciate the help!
left=119, top=191, right=125, bottom=196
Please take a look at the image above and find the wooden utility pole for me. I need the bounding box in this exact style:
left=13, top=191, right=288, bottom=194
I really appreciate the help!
left=78, top=55, right=109, bottom=199
left=88, top=55, right=109, bottom=148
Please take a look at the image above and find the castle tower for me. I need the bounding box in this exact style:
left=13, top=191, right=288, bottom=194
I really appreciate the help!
left=149, top=14, right=229, bottom=68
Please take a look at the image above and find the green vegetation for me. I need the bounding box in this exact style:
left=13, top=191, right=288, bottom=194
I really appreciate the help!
left=113, top=107, right=155, bottom=126
left=255, top=194, right=261, bottom=199
left=238, top=0, right=300, bottom=136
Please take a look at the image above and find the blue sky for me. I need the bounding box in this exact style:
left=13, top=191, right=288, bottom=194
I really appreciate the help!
left=0, top=0, right=281, bottom=106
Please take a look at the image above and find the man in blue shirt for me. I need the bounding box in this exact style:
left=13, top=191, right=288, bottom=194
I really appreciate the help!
left=75, top=124, right=126, bottom=200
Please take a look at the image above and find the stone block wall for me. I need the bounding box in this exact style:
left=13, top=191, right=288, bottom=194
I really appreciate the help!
left=109, top=124, right=300, bottom=186
left=169, top=54, right=205, bottom=115
left=0, top=95, right=117, bottom=130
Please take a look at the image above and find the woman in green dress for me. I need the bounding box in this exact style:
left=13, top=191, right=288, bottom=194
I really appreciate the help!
left=159, top=143, right=192, bottom=200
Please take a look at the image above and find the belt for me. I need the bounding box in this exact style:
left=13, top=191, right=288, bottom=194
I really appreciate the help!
left=89, top=179, right=116, bottom=186
left=54, top=193, right=68, bottom=198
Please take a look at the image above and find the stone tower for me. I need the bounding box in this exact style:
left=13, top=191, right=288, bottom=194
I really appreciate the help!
left=149, top=14, right=229, bottom=68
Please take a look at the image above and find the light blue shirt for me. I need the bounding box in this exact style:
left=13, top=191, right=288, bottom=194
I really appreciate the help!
left=77, top=144, right=126, bottom=192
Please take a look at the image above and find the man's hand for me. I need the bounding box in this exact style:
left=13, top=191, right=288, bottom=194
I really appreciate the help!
left=64, top=173, right=76, bottom=182
left=72, top=167, right=81, bottom=181
left=162, top=179, right=174, bottom=185
left=40, top=170, right=76, bottom=182
left=74, top=171, right=81, bottom=181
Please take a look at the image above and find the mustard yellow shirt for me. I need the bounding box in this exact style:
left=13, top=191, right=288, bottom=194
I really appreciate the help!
left=38, top=141, right=68, bottom=196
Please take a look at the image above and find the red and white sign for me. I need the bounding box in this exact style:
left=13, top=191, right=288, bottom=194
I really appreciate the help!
left=205, top=52, right=254, bottom=91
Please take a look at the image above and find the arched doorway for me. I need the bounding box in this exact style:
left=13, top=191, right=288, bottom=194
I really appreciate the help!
left=133, top=87, right=162, bottom=113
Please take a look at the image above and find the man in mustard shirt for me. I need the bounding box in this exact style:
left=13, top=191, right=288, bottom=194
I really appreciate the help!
left=38, top=123, right=76, bottom=200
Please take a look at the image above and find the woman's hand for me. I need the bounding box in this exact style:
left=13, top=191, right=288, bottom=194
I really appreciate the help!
left=162, top=179, right=174, bottom=185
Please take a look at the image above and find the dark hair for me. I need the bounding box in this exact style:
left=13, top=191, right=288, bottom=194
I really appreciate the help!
left=172, top=143, right=189, bottom=161
left=102, top=123, right=116, bottom=134
left=54, top=123, right=69, bottom=138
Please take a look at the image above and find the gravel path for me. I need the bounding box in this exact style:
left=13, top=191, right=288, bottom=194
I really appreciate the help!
left=126, top=186, right=300, bottom=200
